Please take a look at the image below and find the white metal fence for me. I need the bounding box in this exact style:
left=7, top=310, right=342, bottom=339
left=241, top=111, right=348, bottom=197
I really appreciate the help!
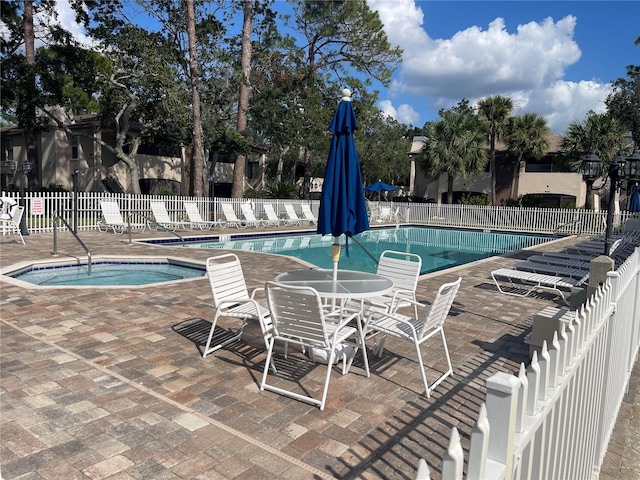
left=2, top=191, right=635, bottom=236
left=417, top=247, right=640, bottom=480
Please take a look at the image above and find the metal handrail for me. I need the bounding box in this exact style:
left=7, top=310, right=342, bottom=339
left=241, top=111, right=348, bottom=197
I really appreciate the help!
left=129, top=211, right=185, bottom=246
left=350, top=235, right=378, bottom=265
left=52, top=212, right=92, bottom=275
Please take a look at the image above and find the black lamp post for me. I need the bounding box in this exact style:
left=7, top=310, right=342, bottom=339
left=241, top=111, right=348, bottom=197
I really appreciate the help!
left=18, top=161, right=31, bottom=236
left=582, top=148, right=640, bottom=256
left=72, top=169, right=83, bottom=233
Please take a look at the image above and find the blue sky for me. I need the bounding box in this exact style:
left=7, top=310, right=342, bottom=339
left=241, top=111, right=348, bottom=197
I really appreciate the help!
left=47, top=0, right=640, bottom=135
left=367, top=0, right=640, bottom=133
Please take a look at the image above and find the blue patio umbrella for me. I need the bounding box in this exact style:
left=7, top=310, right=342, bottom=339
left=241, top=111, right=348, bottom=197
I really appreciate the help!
left=630, top=184, right=640, bottom=213
left=317, top=89, right=370, bottom=280
left=364, top=180, right=397, bottom=203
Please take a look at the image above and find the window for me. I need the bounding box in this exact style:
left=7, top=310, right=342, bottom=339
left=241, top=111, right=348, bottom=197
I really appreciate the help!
left=71, top=136, right=78, bottom=160
left=3, top=139, right=13, bottom=163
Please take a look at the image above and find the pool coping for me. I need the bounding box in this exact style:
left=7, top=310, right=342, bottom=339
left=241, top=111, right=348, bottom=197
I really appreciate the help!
left=0, top=254, right=207, bottom=290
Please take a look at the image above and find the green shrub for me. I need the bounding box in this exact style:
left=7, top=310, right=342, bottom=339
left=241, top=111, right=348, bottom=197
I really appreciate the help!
left=158, top=187, right=178, bottom=196
left=264, top=181, right=299, bottom=199
left=458, top=193, right=490, bottom=205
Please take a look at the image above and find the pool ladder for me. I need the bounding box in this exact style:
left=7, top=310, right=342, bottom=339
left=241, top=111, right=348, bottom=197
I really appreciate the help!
left=52, top=213, right=92, bottom=275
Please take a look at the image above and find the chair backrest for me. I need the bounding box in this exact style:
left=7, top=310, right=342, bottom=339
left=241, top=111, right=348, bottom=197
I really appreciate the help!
left=150, top=201, right=172, bottom=222
left=301, top=204, right=315, bottom=220
left=100, top=201, right=125, bottom=225
left=221, top=203, right=239, bottom=221
left=206, top=254, right=250, bottom=306
left=376, top=250, right=422, bottom=295
left=419, top=277, right=462, bottom=338
left=240, top=203, right=258, bottom=221
left=8, top=205, right=24, bottom=226
left=284, top=204, right=300, bottom=220
left=184, top=201, right=204, bottom=222
left=264, top=204, right=279, bottom=221
left=265, top=281, right=331, bottom=347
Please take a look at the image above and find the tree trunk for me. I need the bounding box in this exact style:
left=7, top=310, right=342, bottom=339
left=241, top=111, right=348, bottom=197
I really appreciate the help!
left=186, top=0, right=205, bottom=197
left=509, top=155, right=522, bottom=200
left=303, top=146, right=311, bottom=199
left=447, top=174, right=454, bottom=204
left=231, top=0, right=254, bottom=198
left=489, top=137, right=496, bottom=205
left=23, top=0, right=38, bottom=189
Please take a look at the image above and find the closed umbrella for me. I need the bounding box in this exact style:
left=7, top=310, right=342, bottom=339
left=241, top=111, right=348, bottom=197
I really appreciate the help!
left=317, top=88, right=370, bottom=282
left=364, top=180, right=397, bottom=203
left=630, top=184, right=640, bottom=213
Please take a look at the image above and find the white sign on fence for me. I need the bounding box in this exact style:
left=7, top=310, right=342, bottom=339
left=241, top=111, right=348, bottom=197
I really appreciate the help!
left=31, top=198, right=45, bottom=215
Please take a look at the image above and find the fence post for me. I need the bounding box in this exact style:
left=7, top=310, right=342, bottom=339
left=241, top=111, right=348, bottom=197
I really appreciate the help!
left=485, top=371, right=520, bottom=477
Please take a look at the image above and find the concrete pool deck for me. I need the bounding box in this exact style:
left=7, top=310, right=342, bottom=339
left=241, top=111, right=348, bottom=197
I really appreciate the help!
left=1, top=226, right=638, bottom=479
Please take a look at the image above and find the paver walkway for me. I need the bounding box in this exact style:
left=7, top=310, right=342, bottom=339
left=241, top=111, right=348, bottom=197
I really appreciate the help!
left=0, top=227, right=637, bottom=479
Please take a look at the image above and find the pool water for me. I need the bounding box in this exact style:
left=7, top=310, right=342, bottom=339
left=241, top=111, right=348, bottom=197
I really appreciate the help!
left=12, top=262, right=206, bottom=286
left=182, top=226, right=552, bottom=274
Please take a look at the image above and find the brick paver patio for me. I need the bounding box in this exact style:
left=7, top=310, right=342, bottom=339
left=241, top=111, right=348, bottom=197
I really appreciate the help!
left=1, top=226, right=637, bottom=479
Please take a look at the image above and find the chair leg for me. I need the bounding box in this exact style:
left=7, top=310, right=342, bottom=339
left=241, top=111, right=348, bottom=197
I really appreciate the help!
left=319, top=350, right=337, bottom=411
left=414, top=341, right=431, bottom=398
left=202, top=312, right=245, bottom=358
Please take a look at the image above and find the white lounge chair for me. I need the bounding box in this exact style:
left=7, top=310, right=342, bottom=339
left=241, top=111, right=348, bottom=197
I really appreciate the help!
left=202, top=254, right=272, bottom=358
left=364, top=277, right=462, bottom=397
left=240, top=203, right=266, bottom=228
left=220, top=203, right=246, bottom=229
left=300, top=204, right=317, bottom=225
left=0, top=205, right=25, bottom=244
left=514, top=260, right=589, bottom=280
left=183, top=201, right=224, bottom=230
left=98, top=201, right=146, bottom=234
left=283, top=204, right=304, bottom=226
left=526, top=254, right=591, bottom=270
left=491, top=268, right=583, bottom=305
left=260, top=281, right=369, bottom=411
left=263, top=204, right=282, bottom=227
left=149, top=201, right=190, bottom=231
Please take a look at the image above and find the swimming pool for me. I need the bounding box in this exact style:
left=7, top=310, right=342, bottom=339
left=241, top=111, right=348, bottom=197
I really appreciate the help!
left=149, top=226, right=554, bottom=275
left=1, top=256, right=206, bottom=288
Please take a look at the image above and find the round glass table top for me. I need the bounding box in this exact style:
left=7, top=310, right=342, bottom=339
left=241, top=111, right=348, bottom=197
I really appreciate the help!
left=275, top=269, right=393, bottom=299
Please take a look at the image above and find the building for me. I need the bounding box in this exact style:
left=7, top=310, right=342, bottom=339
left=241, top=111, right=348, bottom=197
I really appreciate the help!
left=0, top=109, right=268, bottom=196
left=408, top=134, right=588, bottom=207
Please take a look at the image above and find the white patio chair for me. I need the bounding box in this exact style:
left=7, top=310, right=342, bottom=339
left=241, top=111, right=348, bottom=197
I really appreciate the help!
left=99, top=201, right=146, bottom=234
left=300, top=204, right=317, bottom=225
left=149, top=201, right=190, bottom=231
left=364, top=277, right=462, bottom=397
left=183, top=201, right=224, bottom=230
left=263, top=204, right=282, bottom=227
left=240, top=203, right=266, bottom=228
left=0, top=205, right=25, bottom=245
left=220, top=203, right=247, bottom=229
left=283, top=204, right=304, bottom=226
left=260, top=281, right=370, bottom=411
left=202, top=253, right=272, bottom=358
left=343, top=250, right=422, bottom=327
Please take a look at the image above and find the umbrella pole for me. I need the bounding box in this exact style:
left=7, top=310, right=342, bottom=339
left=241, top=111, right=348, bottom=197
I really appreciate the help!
left=331, top=237, right=341, bottom=311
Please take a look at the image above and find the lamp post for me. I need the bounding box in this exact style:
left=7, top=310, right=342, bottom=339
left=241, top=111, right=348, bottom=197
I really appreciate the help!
left=582, top=148, right=640, bottom=256
left=72, top=169, right=84, bottom=234
left=18, top=161, right=31, bottom=236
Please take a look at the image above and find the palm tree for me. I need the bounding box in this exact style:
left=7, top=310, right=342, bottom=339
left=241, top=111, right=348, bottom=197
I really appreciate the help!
left=561, top=112, right=627, bottom=209
left=422, top=111, right=487, bottom=204
left=477, top=95, right=514, bottom=204
left=505, top=113, right=550, bottom=199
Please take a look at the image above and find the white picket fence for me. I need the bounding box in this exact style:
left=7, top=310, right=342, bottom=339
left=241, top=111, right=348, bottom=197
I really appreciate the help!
left=417, top=247, right=640, bottom=480
left=2, top=191, right=634, bottom=236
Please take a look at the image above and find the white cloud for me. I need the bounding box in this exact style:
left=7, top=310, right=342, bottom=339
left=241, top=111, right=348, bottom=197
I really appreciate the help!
left=378, top=100, right=421, bottom=126
left=367, top=0, right=611, bottom=133
left=44, top=0, right=94, bottom=47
